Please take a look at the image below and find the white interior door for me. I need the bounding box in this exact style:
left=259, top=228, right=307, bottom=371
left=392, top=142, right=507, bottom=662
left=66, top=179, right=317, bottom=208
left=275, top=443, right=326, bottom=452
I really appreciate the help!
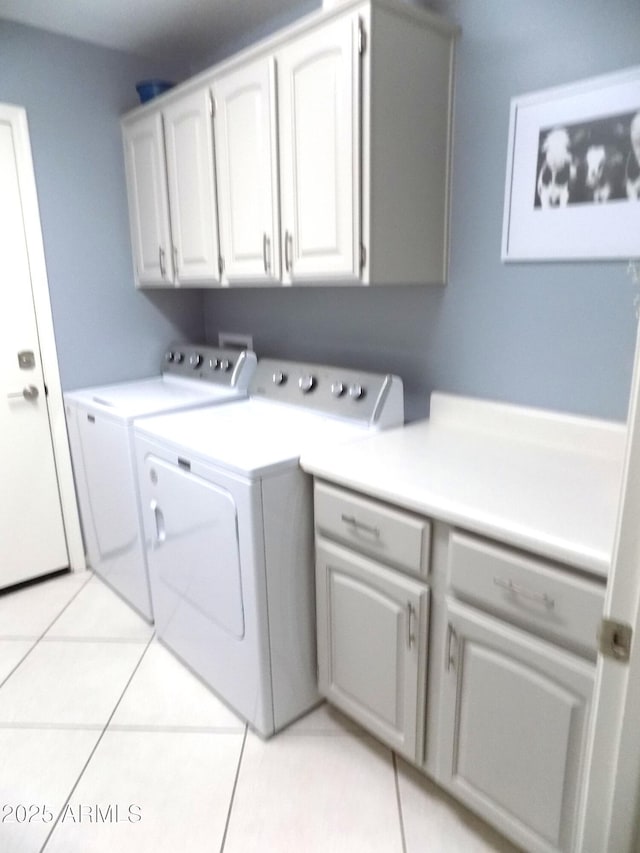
left=578, top=318, right=640, bottom=852
left=0, top=105, right=69, bottom=588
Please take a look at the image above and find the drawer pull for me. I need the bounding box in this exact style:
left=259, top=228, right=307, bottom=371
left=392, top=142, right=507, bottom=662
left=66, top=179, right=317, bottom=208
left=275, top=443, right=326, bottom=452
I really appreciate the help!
left=340, top=513, right=380, bottom=538
left=407, top=602, right=416, bottom=649
left=493, top=576, right=555, bottom=610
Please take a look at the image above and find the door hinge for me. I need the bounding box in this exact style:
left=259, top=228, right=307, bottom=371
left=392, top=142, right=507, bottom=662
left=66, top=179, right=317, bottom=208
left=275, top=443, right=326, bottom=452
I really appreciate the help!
left=599, top=619, right=633, bottom=662
left=358, top=19, right=366, bottom=55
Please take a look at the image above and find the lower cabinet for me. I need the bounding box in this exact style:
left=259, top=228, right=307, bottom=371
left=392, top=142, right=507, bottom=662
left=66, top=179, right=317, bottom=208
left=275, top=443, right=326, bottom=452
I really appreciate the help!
left=312, top=480, right=600, bottom=853
left=316, top=537, right=429, bottom=762
left=437, top=597, right=594, bottom=853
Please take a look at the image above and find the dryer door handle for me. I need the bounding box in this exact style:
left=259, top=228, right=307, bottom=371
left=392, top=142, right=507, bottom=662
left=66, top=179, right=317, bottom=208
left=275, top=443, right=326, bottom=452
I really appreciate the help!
left=150, top=500, right=166, bottom=546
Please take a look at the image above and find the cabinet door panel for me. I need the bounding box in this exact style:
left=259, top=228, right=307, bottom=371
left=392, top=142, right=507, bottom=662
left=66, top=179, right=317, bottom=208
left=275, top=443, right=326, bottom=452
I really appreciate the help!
left=214, top=58, right=280, bottom=283
left=163, top=89, right=219, bottom=285
left=123, top=111, right=174, bottom=285
left=278, top=15, right=360, bottom=281
left=316, top=538, right=428, bottom=761
left=441, top=599, right=594, bottom=853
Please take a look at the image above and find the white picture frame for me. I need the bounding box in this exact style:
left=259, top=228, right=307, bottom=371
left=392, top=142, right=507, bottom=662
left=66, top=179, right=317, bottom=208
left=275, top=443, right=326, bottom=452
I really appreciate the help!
left=502, top=66, right=640, bottom=262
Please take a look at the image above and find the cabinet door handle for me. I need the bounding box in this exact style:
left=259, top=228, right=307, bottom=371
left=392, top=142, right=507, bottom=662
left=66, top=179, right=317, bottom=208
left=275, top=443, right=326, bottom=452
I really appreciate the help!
left=446, top=622, right=457, bottom=671
left=263, top=233, right=271, bottom=274
left=407, top=602, right=416, bottom=649
left=493, top=576, right=555, bottom=610
left=340, top=513, right=380, bottom=539
left=284, top=230, right=293, bottom=273
left=172, top=245, right=179, bottom=280
left=159, top=246, right=166, bottom=278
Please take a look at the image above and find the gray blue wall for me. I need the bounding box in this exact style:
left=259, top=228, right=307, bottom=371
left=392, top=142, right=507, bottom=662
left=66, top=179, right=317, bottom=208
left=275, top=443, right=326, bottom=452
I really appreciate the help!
left=203, top=0, right=640, bottom=422
left=2, top=4, right=639, bottom=419
left=0, top=21, right=203, bottom=390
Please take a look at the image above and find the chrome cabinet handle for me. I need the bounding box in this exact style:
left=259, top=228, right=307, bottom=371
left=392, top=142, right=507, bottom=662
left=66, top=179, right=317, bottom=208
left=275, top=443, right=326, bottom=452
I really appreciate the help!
left=340, top=513, right=380, bottom=539
left=284, top=230, right=293, bottom=273
left=7, top=385, right=39, bottom=401
left=159, top=246, right=166, bottom=278
left=446, top=622, right=457, bottom=671
left=407, top=602, right=416, bottom=649
left=263, top=233, right=271, bottom=274
left=493, top=576, right=555, bottom=610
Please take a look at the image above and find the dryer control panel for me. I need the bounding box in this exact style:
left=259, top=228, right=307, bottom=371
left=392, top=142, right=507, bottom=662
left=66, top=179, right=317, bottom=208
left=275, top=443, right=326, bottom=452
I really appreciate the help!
left=250, top=359, right=404, bottom=429
left=164, top=345, right=257, bottom=391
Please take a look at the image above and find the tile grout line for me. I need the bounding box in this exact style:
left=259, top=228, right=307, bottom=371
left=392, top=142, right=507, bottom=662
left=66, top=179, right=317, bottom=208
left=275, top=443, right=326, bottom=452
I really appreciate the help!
left=0, top=572, right=95, bottom=691
left=219, top=723, right=249, bottom=853
left=37, top=631, right=155, bottom=853
left=393, top=752, right=408, bottom=853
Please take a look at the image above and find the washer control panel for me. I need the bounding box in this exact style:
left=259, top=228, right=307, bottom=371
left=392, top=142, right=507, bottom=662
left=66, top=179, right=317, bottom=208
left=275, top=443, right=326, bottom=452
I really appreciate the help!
left=163, top=344, right=257, bottom=390
left=250, top=359, right=404, bottom=428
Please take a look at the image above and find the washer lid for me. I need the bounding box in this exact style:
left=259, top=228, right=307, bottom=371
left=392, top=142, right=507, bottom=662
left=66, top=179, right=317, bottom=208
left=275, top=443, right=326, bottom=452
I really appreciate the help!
left=64, top=375, right=246, bottom=421
left=134, top=399, right=372, bottom=478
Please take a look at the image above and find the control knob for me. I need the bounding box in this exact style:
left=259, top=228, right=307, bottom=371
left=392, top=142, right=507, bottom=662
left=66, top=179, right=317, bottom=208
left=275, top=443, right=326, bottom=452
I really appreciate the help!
left=165, top=351, right=174, bottom=363
left=272, top=371, right=287, bottom=386
left=298, top=375, right=317, bottom=394
left=348, top=383, right=366, bottom=400
left=173, top=352, right=184, bottom=364
left=219, top=358, right=232, bottom=372
left=189, top=352, right=203, bottom=368
left=209, top=357, right=219, bottom=370
left=331, top=381, right=346, bottom=397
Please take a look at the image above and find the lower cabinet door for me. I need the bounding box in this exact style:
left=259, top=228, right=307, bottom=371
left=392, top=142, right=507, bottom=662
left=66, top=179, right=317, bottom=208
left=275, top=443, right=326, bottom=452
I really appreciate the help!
left=316, top=538, right=429, bottom=762
left=439, top=598, right=595, bottom=853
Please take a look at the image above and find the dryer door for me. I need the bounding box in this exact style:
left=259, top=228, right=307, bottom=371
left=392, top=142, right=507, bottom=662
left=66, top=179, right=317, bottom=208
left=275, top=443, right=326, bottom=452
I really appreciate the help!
left=144, top=456, right=245, bottom=640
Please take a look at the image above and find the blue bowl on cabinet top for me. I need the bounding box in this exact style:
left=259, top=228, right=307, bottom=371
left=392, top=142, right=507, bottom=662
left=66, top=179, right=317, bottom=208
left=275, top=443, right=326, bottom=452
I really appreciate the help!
left=135, top=80, right=175, bottom=103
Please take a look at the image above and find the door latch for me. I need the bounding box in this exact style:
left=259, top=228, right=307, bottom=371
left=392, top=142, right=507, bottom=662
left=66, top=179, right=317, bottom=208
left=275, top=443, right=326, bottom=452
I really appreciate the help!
left=598, top=619, right=632, bottom=662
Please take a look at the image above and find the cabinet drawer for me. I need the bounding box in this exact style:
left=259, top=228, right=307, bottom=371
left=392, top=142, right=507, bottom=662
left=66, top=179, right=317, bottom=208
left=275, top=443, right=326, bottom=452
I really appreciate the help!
left=448, top=531, right=605, bottom=657
left=314, top=482, right=430, bottom=577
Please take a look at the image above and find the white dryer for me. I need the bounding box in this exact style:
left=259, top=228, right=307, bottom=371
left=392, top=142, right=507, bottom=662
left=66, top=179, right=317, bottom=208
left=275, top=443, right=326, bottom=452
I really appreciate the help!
left=64, top=345, right=256, bottom=621
left=133, top=359, right=404, bottom=736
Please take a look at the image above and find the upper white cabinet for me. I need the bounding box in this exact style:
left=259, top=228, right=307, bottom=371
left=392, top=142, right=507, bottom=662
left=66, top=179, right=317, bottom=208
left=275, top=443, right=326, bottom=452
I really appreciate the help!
left=278, top=15, right=360, bottom=283
left=122, top=86, right=220, bottom=287
left=213, top=58, right=280, bottom=284
left=122, top=111, right=174, bottom=286
left=163, top=89, right=220, bottom=286
left=121, top=0, right=457, bottom=287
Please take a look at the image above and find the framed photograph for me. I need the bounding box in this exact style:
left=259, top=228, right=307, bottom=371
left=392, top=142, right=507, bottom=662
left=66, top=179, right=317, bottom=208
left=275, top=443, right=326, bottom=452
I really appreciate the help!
left=502, top=66, right=640, bottom=261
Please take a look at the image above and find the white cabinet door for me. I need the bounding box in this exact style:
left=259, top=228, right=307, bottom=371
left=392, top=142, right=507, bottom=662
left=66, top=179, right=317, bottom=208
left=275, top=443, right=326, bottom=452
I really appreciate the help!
left=214, top=58, right=280, bottom=284
left=316, top=538, right=428, bottom=762
left=122, top=111, right=174, bottom=286
left=278, top=14, right=360, bottom=283
left=163, top=88, right=220, bottom=285
left=439, top=598, right=594, bottom=853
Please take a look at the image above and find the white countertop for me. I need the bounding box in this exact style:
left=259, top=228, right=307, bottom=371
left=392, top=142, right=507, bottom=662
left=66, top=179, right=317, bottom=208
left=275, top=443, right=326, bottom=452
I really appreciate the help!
left=300, top=393, right=627, bottom=578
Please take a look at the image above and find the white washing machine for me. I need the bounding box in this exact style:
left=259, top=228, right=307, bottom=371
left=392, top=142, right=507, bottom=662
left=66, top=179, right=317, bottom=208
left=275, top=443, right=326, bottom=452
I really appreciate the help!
left=64, top=345, right=256, bottom=621
left=133, top=359, right=404, bottom=736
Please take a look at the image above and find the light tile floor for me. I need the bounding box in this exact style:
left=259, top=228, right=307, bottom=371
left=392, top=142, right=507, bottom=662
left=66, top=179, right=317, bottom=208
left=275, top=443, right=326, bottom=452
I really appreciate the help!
left=0, top=572, right=520, bottom=853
